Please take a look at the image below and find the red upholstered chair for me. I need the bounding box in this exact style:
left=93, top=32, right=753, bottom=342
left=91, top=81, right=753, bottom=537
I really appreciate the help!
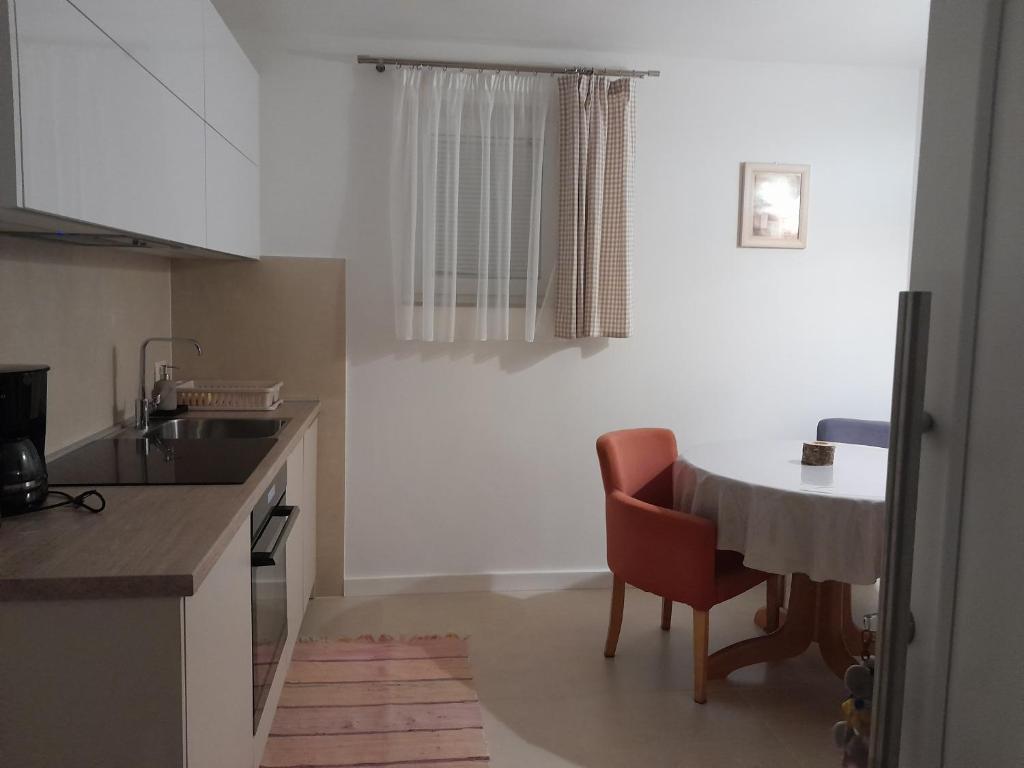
left=596, top=428, right=775, bottom=703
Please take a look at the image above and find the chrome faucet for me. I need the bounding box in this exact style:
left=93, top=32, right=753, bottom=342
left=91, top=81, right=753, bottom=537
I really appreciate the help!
left=136, top=337, right=203, bottom=430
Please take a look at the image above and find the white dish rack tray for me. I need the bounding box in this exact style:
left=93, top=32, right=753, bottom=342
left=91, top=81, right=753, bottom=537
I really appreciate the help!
left=176, top=380, right=283, bottom=411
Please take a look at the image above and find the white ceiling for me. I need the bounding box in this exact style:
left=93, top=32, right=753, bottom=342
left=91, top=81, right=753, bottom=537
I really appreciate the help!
left=212, top=0, right=930, bottom=69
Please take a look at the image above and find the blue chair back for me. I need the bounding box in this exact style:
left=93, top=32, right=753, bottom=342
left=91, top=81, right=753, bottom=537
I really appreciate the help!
left=816, top=418, right=890, bottom=448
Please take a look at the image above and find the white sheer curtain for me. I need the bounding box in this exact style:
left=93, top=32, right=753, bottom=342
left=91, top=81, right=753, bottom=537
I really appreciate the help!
left=390, top=68, right=550, bottom=342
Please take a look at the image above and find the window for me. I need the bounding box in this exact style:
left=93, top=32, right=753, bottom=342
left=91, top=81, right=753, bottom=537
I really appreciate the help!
left=425, top=133, right=541, bottom=307
left=390, top=69, right=550, bottom=342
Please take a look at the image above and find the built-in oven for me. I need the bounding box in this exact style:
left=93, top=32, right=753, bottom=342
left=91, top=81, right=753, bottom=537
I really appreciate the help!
left=250, top=466, right=298, bottom=732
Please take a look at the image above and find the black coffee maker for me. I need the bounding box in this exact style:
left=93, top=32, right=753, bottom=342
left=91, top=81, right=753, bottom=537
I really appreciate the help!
left=0, top=365, right=49, bottom=516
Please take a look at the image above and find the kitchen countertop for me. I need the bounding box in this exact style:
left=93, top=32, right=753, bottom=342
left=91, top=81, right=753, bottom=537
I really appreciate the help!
left=0, top=400, right=320, bottom=601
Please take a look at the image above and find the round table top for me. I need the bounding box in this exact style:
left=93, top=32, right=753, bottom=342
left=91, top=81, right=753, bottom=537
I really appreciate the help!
left=678, top=439, right=887, bottom=504
left=673, top=439, right=888, bottom=583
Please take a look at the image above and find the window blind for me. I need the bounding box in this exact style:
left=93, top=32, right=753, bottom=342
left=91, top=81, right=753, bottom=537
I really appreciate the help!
left=430, top=134, right=540, bottom=307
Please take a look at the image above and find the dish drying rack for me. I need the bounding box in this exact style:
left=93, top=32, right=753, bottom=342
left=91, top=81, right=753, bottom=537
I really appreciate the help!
left=176, top=380, right=283, bottom=411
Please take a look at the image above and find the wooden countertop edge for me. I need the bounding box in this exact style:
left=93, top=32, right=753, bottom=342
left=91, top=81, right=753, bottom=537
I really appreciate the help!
left=0, top=574, right=196, bottom=601
left=0, top=400, right=320, bottom=602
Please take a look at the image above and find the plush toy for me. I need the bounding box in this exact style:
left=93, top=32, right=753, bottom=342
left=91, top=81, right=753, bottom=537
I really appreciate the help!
left=832, top=661, right=873, bottom=768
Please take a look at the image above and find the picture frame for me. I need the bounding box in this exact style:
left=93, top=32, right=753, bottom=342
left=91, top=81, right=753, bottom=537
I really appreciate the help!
left=739, top=162, right=810, bottom=249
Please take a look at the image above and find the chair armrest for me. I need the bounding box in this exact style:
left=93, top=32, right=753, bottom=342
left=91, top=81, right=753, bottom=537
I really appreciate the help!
left=606, top=489, right=718, bottom=609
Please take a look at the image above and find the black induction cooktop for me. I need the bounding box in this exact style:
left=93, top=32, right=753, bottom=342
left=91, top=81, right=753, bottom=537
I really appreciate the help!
left=47, top=437, right=277, bottom=486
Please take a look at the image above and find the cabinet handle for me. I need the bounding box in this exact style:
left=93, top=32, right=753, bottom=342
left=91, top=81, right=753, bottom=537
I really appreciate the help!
left=251, top=506, right=298, bottom=567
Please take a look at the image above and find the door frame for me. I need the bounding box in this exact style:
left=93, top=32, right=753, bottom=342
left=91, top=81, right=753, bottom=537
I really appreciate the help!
left=893, top=1, right=1006, bottom=765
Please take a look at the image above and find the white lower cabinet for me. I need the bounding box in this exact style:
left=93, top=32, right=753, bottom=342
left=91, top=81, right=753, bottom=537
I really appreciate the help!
left=184, top=516, right=254, bottom=768
left=285, top=417, right=318, bottom=602
left=303, top=420, right=319, bottom=597
left=192, top=419, right=318, bottom=768
left=286, top=509, right=306, bottom=643
left=285, top=440, right=306, bottom=632
left=0, top=420, right=320, bottom=768
left=0, top=597, right=187, bottom=767
left=251, top=426, right=318, bottom=765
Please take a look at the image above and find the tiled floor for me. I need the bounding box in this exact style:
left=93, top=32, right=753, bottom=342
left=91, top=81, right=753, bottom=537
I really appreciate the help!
left=301, top=583, right=878, bottom=768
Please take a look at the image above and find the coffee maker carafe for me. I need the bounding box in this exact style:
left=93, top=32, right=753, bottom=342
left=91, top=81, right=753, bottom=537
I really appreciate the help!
left=0, top=365, right=49, bottom=516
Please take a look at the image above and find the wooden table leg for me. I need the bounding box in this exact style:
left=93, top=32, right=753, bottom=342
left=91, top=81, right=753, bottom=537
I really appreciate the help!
left=707, top=574, right=857, bottom=683
left=754, top=574, right=787, bottom=633
left=817, top=581, right=858, bottom=678
left=707, top=574, right=816, bottom=680
left=841, top=582, right=868, bottom=658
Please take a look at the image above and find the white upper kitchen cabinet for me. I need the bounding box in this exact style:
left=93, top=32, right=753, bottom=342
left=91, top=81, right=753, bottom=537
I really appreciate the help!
left=203, top=1, right=259, bottom=163
left=206, top=125, right=260, bottom=258
left=10, top=0, right=207, bottom=247
left=69, top=0, right=205, bottom=114
left=0, top=0, right=260, bottom=258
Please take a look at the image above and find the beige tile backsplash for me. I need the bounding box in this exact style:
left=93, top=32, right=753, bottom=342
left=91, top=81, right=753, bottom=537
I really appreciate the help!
left=0, top=236, right=171, bottom=452
left=0, top=242, right=346, bottom=595
left=171, top=256, right=346, bottom=596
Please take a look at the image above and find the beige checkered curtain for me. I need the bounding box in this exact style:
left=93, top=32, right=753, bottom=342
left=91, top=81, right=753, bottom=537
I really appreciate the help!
left=555, top=76, right=635, bottom=339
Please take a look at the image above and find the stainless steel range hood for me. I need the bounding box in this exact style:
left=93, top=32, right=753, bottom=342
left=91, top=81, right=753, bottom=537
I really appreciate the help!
left=0, top=206, right=248, bottom=260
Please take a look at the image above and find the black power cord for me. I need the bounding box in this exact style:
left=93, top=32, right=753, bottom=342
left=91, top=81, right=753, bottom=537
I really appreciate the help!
left=36, top=489, right=106, bottom=513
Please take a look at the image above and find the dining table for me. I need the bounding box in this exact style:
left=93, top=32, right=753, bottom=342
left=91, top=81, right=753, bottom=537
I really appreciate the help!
left=673, top=439, right=888, bottom=680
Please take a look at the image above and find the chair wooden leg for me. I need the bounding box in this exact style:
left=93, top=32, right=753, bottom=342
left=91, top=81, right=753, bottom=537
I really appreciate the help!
left=661, top=598, right=673, bottom=630
left=693, top=608, right=709, bottom=704
left=604, top=577, right=626, bottom=658
left=765, top=575, right=786, bottom=633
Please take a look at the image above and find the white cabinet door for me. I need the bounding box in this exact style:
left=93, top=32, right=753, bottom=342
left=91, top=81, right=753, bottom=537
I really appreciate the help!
left=70, top=0, right=205, bottom=113
left=285, top=435, right=305, bottom=512
left=206, top=124, right=259, bottom=257
left=15, top=0, right=206, bottom=245
left=285, top=438, right=306, bottom=634
left=285, top=508, right=305, bottom=642
left=184, top=517, right=254, bottom=768
left=203, top=0, right=258, bottom=163
left=303, top=419, right=318, bottom=599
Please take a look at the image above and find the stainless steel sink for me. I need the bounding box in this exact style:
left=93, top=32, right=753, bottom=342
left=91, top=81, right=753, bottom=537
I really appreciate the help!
left=143, top=418, right=288, bottom=440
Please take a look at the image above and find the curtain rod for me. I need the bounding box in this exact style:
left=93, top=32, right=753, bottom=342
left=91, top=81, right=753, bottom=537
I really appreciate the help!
left=357, top=55, right=660, bottom=79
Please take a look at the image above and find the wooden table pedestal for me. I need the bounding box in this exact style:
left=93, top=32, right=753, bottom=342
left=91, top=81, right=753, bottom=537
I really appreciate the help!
left=707, top=574, right=867, bottom=682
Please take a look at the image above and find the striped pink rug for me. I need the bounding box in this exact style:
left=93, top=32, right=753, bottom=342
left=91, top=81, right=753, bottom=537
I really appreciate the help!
left=261, top=636, right=490, bottom=768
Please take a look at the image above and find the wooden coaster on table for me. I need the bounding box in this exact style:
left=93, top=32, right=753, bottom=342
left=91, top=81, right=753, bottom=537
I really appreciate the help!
left=802, top=440, right=835, bottom=466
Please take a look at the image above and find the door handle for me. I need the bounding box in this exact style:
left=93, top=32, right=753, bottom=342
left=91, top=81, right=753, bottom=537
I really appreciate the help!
left=922, top=411, right=935, bottom=433
left=870, top=291, right=932, bottom=767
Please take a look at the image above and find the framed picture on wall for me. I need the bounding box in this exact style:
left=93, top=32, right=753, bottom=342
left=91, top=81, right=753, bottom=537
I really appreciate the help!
left=739, top=162, right=810, bottom=248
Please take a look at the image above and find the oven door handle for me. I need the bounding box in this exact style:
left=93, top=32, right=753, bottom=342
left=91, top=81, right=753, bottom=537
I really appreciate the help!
left=251, top=506, right=299, bottom=568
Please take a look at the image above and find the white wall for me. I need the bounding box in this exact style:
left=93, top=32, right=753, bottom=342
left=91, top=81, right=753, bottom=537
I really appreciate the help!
left=258, top=42, right=921, bottom=590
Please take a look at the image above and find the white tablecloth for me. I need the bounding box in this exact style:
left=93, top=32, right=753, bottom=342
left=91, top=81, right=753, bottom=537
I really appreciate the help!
left=673, top=440, right=888, bottom=585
